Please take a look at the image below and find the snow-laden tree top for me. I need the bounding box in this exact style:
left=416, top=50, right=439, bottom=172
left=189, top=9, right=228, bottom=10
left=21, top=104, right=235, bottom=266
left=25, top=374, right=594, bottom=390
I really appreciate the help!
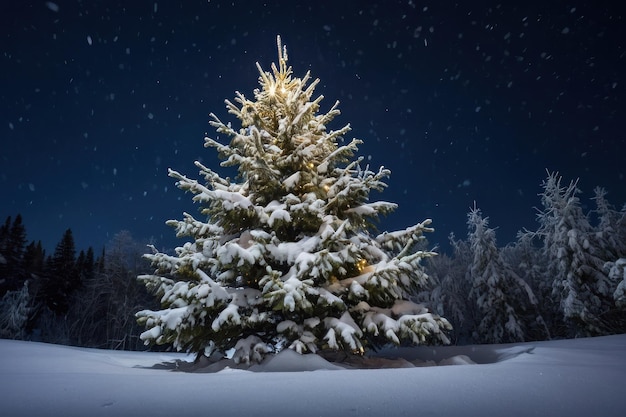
left=137, top=36, right=450, bottom=364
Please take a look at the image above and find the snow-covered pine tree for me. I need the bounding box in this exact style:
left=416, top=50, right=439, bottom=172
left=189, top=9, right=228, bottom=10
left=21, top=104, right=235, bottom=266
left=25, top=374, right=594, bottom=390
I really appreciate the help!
left=0, top=281, right=31, bottom=339
left=0, top=214, right=27, bottom=295
left=502, top=231, right=552, bottom=341
left=136, top=37, right=450, bottom=364
left=592, top=187, right=626, bottom=261
left=40, top=228, right=79, bottom=315
left=466, top=206, right=543, bottom=344
left=536, top=172, right=614, bottom=336
left=609, top=258, right=626, bottom=309
left=421, top=235, right=474, bottom=344
left=590, top=188, right=626, bottom=330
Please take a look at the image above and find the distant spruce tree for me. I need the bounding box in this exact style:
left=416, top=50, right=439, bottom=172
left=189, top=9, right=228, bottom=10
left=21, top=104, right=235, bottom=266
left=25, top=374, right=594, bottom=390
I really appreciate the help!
left=421, top=246, right=473, bottom=345
left=0, top=281, right=31, bottom=339
left=466, top=206, right=543, bottom=344
left=0, top=214, right=28, bottom=294
left=22, top=240, right=46, bottom=280
left=41, top=228, right=79, bottom=315
left=610, top=259, right=626, bottom=310
left=501, top=232, right=552, bottom=341
left=76, top=247, right=96, bottom=284
left=536, top=172, right=615, bottom=336
left=592, top=187, right=626, bottom=261
left=590, top=187, right=626, bottom=330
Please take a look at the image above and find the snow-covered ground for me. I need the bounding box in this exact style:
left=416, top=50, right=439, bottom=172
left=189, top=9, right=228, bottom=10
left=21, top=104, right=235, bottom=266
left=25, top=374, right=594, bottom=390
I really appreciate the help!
left=2, top=334, right=626, bottom=416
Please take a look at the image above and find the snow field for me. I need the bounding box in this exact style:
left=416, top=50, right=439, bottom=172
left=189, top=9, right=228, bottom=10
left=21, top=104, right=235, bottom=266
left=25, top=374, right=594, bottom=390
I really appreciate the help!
left=1, top=334, right=625, bottom=416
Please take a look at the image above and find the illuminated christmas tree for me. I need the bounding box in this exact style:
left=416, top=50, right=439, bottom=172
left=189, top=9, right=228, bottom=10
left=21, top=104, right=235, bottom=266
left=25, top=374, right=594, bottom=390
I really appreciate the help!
left=137, top=37, right=450, bottom=364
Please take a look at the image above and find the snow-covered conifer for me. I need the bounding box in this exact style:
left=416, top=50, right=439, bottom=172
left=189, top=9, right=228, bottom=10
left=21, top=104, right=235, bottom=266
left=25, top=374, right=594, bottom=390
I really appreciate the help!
left=592, top=187, right=626, bottom=261
left=608, top=258, right=626, bottom=309
left=137, top=37, right=450, bottom=363
left=0, top=281, right=31, bottom=339
left=421, top=234, right=475, bottom=344
left=536, top=172, right=614, bottom=336
left=502, top=231, right=551, bottom=340
left=466, top=206, right=542, bottom=343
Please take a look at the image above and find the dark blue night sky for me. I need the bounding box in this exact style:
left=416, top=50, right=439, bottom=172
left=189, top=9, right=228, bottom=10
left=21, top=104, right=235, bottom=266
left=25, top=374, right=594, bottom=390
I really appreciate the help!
left=2, top=0, right=624, bottom=255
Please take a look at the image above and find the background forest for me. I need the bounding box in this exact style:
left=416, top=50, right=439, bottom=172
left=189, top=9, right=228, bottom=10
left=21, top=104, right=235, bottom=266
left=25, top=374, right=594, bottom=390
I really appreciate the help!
left=0, top=225, right=156, bottom=350
left=1, top=171, right=625, bottom=350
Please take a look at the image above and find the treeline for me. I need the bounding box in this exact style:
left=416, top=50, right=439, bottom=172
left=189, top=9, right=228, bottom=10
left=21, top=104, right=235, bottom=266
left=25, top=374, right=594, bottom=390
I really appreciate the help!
left=0, top=220, right=157, bottom=350
left=2, top=172, right=625, bottom=351
left=419, top=172, right=626, bottom=344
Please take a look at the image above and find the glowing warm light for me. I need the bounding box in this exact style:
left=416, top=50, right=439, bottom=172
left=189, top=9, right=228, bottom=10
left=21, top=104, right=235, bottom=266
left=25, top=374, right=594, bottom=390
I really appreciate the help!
left=353, top=346, right=365, bottom=355
left=356, top=259, right=368, bottom=272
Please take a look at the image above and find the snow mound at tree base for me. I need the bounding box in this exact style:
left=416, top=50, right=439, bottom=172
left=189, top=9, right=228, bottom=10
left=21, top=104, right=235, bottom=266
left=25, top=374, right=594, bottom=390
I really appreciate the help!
left=158, top=342, right=538, bottom=373
left=171, top=348, right=346, bottom=373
